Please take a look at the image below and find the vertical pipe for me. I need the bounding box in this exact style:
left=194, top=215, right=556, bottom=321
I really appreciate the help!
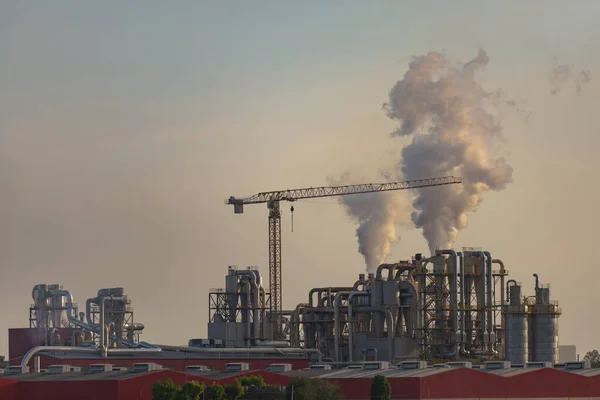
left=333, top=291, right=352, bottom=362
left=347, top=292, right=370, bottom=362
left=438, top=250, right=458, bottom=340
left=457, top=252, right=464, bottom=351
left=472, top=251, right=486, bottom=350
left=244, top=280, right=251, bottom=346
left=483, top=251, right=494, bottom=352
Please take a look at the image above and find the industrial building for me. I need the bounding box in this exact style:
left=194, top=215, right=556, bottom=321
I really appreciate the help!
left=1, top=247, right=581, bottom=398
left=1, top=360, right=600, bottom=399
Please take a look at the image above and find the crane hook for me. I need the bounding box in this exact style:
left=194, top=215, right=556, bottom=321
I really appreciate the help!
left=290, top=205, right=294, bottom=232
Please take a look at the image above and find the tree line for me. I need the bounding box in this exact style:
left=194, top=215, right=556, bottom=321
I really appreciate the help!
left=152, top=373, right=394, bottom=400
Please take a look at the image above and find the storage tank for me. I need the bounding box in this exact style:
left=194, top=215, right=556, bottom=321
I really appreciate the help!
left=503, top=283, right=528, bottom=364
left=530, top=298, right=560, bottom=363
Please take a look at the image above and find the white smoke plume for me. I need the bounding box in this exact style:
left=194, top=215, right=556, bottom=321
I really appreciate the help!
left=334, top=172, right=410, bottom=273
left=384, top=49, right=514, bottom=255
left=549, top=58, right=591, bottom=95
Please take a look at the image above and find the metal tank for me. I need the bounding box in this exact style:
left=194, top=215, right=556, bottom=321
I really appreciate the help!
left=530, top=280, right=560, bottom=363
left=503, top=281, right=528, bottom=364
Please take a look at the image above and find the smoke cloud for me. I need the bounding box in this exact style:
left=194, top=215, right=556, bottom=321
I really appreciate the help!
left=340, top=49, right=516, bottom=266
left=549, top=58, right=591, bottom=95
left=384, top=49, right=514, bottom=255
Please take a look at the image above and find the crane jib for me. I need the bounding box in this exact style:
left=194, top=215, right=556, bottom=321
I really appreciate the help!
left=226, top=176, right=462, bottom=206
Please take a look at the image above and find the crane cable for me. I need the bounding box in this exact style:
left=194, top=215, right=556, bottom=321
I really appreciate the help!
left=290, top=205, right=294, bottom=232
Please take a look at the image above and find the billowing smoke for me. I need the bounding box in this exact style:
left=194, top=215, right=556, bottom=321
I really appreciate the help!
left=340, top=191, right=406, bottom=272
left=334, top=172, right=409, bottom=273
left=384, top=49, right=514, bottom=254
left=549, top=58, right=591, bottom=95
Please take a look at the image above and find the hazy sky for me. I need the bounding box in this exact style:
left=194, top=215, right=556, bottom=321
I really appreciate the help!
left=1, top=1, right=599, bottom=358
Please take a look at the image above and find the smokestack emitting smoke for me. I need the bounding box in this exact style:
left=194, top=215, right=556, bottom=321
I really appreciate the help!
left=549, top=58, right=591, bottom=95
left=339, top=190, right=406, bottom=272
left=340, top=49, right=515, bottom=269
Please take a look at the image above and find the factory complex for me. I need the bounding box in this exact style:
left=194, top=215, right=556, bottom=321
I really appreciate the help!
left=1, top=247, right=595, bottom=398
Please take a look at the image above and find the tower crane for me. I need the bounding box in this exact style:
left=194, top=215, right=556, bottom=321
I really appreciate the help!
left=225, top=175, right=462, bottom=339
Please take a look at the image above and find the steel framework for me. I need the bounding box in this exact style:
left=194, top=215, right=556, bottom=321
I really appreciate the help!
left=226, top=176, right=462, bottom=339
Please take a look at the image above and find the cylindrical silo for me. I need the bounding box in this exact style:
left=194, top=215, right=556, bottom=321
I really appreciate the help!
left=530, top=303, right=560, bottom=363
left=503, top=284, right=528, bottom=364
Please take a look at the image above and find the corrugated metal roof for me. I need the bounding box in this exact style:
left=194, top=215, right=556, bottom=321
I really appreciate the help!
left=316, top=366, right=454, bottom=379
left=7, top=370, right=159, bottom=382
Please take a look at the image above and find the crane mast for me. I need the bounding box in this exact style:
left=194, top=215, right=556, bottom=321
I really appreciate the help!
left=226, top=175, right=462, bottom=340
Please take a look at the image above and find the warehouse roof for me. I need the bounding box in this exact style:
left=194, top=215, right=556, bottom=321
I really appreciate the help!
left=7, top=370, right=163, bottom=382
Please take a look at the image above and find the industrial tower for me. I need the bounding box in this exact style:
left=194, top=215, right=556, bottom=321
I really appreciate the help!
left=226, top=176, right=462, bottom=339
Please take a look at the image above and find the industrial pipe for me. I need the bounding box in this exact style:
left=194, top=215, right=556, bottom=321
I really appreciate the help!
left=471, top=252, right=486, bottom=350
left=457, top=252, right=465, bottom=352
left=242, top=279, right=251, bottom=346
left=533, top=273, right=539, bottom=290
left=20, top=345, right=162, bottom=370
left=100, top=295, right=125, bottom=356
left=290, top=303, right=308, bottom=348
left=353, top=274, right=366, bottom=291
left=308, top=287, right=352, bottom=308
left=333, top=291, right=353, bottom=362
left=352, top=306, right=394, bottom=363
left=483, top=251, right=494, bottom=353
left=259, top=286, right=267, bottom=339
left=235, top=271, right=260, bottom=345
left=347, top=292, right=370, bottom=362
left=156, top=345, right=322, bottom=363
left=492, top=259, right=506, bottom=309
left=415, top=257, right=434, bottom=346
left=438, top=250, right=458, bottom=339
left=51, top=290, right=147, bottom=350
left=506, top=280, right=517, bottom=302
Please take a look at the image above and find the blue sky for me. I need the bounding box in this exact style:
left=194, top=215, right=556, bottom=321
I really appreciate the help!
left=0, top=1, right=599, bottom=358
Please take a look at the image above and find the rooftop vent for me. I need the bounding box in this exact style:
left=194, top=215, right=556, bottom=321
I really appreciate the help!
left=89, top=364, right=114, bottom=373
left=185, top=365, right=210, bottom=372
left=307, top=364, right=331, bottom=370
left=564, top=360, right=591, bottom=370
left=363, top=361, right=390, bottom=371
left=47, top=365, right=78, bottom=374
left=225, top=362, right=250, bottom=372
left=4, top=366, right=29, bottom=375
left=132, top=362, right=163, bottom=372
left=267, top=363, right=292, bottom=373
left=525, top=362, right=553, bottom=369
left=346, top=365, right=363, bottom=370
left=446, top=361, right=472, bottom=369
left=396, top=361, right=428, bottom=370
left=484, top=361, right=511, bottom=370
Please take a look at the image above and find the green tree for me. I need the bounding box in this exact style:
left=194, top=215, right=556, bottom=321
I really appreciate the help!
left=313, top=379, right=342, bottom=400
left=584, top=350, right=600, bottom=367
left=152, top=378, right=179, bottom=400
left=237, top=375, right=266, bottom=387
left=178, top=381, right=205, bottom=400
left=225, top=380, right=244, bottom=400
left=285, top=377, right=342, bottom=400
left=152, top=378, right=206, bottom=400
left=205, top=384, right=226, bottom=400
left=370, top=375, right=391, bottom=400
